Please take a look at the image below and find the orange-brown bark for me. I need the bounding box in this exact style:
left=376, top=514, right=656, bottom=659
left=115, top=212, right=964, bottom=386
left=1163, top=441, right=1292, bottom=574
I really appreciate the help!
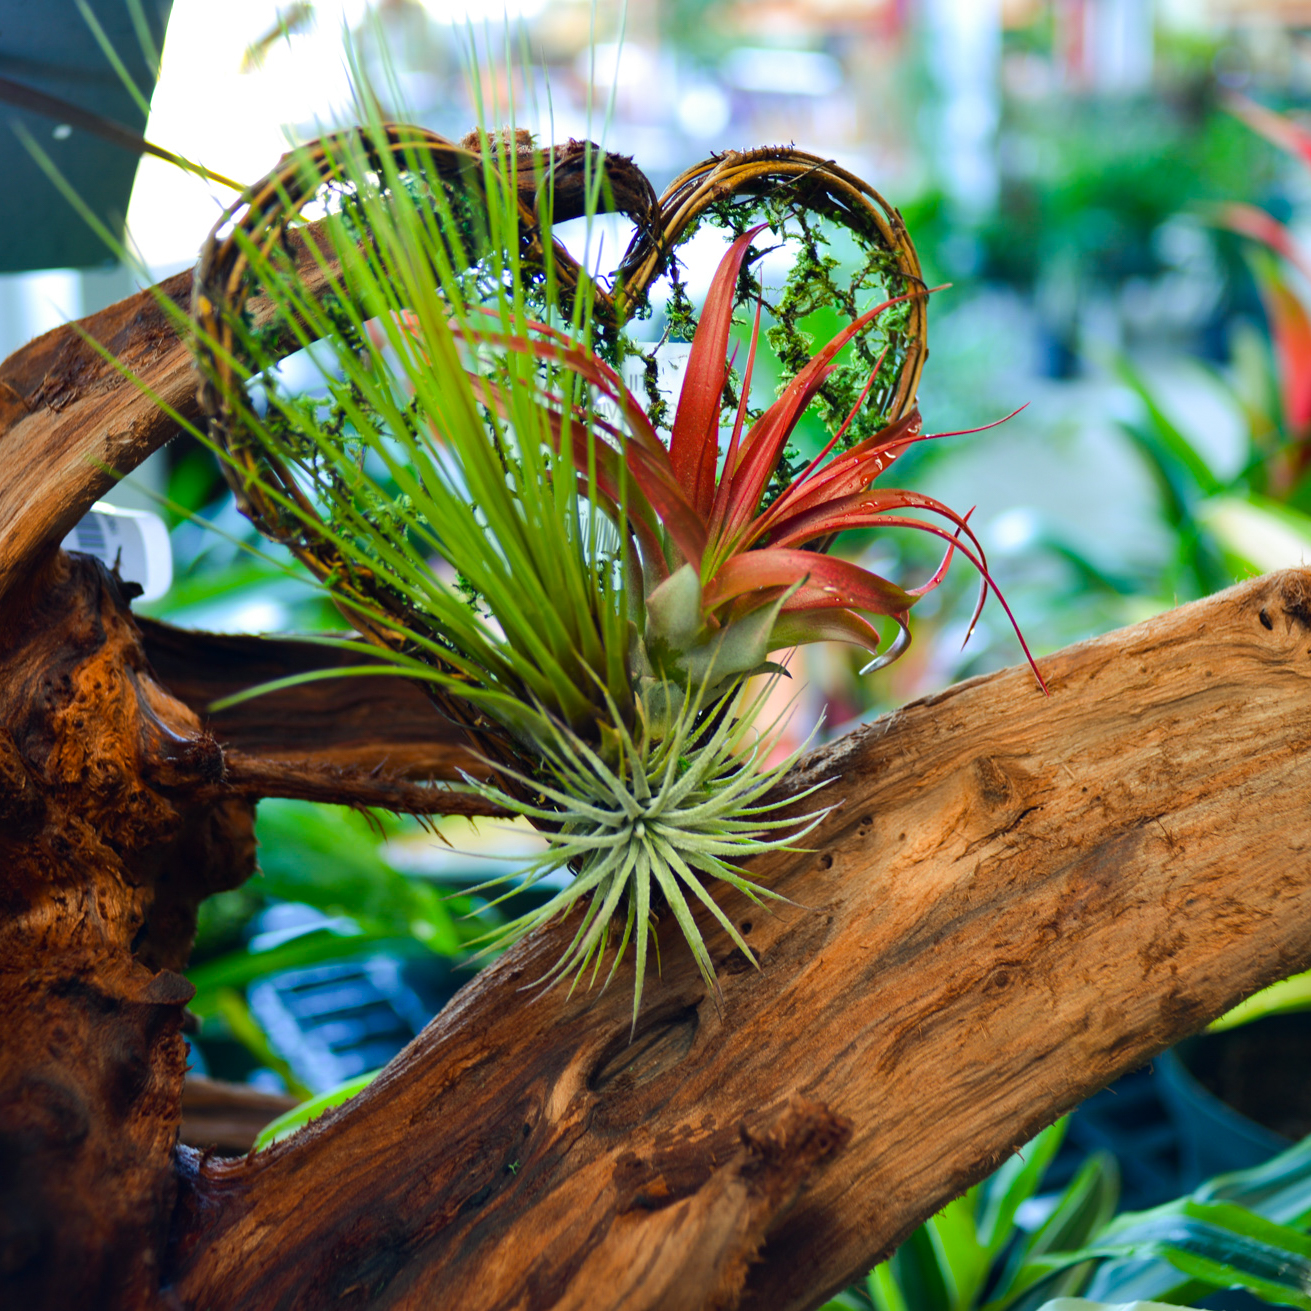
left=5, top=554, right=1311, bottom=1308
left=179, top=1077, right=298, bottom=1155
left=152, top=568, right=1310, bottom=1311
left=137, top=618, right=502, bottom=814
left=0, top=553, right=254, bottom=1307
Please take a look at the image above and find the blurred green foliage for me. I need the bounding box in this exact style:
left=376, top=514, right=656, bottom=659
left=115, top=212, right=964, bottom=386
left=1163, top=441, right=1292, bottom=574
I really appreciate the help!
left=982, top=101, right=1262, bottom=295
left=190, top=799, right=485, bottom=993
left=185, top=800, right=492, bottom=1080
left=825, top=1124, right=1311, bottom=1311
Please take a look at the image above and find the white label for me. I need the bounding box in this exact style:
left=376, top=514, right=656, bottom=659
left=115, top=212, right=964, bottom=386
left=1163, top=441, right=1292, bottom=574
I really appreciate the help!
left=621, top=342, right=695, bottom=426
left=61, top=502, right=173, bottom=602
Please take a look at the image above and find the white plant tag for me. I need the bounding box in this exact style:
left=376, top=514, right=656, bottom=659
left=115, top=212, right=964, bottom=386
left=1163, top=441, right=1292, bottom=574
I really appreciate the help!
left=617, top=342, right=695, bottom=432
left=61, top=502, right=173, bottom=602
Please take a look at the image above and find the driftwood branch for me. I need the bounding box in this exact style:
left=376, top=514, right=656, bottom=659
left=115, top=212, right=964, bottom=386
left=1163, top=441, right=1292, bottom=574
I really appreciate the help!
left=137, top=618, right=506, bottom=814
left=151, top=568, right=1311, bottom=1311
left=180, top=1077, right=298, bottom=1155
left=4, top=533, right=1310, bottom=1307
left=136, top=619, right=470, bottom=775
left=0, top=553, right=254, bottom=1308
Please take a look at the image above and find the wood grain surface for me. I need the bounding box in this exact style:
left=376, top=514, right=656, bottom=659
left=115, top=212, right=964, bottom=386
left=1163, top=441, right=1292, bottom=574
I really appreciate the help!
left=160, top=568, right=1311, bottom=1311
left=137, top=617, right=505, bottom=813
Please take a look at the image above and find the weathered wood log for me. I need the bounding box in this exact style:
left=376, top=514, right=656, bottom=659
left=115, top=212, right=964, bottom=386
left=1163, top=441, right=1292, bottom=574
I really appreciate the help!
left=137, top=617, right=504, bottom=815
left=4, top=527, right=1310, bottom=1306
left=146, top=567, right=1310, bottom=1311
left=0, top=552, right=254, bottom=1308
left=0, top=268, right=196, bottom=606
left=0, top=551, right=492, bottom=1308
left=136, top=619, right=469, bottom=777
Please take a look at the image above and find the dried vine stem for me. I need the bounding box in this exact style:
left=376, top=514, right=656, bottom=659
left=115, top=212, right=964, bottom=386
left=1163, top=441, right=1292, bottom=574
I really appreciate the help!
left=615, top=146, right=927, bottom=442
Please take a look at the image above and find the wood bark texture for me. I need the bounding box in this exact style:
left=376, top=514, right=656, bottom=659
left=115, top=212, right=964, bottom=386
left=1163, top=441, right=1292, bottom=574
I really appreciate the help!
left=162, top=570, right=1311, bottom=1309
left=179, top=1077, right=298, bottom=1155
left=4, top=552, right=1311, bottom=1306
left=0, top=552, right=254, bottom=1307
left=0, top=550, right=493, bottom=1307
left=136, top=618, right=502, bottom=815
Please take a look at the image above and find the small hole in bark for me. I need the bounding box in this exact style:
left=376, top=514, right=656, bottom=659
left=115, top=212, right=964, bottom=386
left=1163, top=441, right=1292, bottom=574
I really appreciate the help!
left=720, top=947, right=754, bottom=975
left=819, top=853, right=834, bottom=870
left=897, top=832, right=906, bottom=841
left=740, top=921, right=752, bottom=935
left=861, top=814, right=874, bottom=827
left=1260, top=608, right=1274, bottom=630
left=589, top=1005, right=700, bottom=1091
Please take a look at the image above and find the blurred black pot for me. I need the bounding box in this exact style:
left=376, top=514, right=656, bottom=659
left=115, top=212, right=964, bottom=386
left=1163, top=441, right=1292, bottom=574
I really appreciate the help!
left=1156, top=1013, right=1311, bottom=1188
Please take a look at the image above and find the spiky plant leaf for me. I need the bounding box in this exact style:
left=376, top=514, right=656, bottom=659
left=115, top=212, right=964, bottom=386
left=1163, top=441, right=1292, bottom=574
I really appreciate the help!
left=169, top=79, right=1042, bottom=1019
left=460, top=678, right=831, bottom=1030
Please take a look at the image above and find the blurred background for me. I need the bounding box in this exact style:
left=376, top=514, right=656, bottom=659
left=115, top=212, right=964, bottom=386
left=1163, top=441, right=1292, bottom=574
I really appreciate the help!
left=11, top=0, right=1311, bottom=1257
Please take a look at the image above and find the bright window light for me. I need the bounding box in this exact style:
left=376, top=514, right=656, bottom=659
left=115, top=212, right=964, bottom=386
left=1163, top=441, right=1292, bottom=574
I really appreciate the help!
left=720, top=47, right=842, bottom=97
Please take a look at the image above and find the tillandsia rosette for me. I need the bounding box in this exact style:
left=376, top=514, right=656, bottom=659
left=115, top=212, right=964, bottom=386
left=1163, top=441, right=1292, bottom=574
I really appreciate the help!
left=191, top=121, right=1045, bottom=1026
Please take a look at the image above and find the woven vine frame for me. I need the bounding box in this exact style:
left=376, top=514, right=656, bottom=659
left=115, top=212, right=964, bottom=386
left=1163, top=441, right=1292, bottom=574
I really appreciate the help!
left=190, top=126, right=929, bottom=760
left=615, top=146, right=927, bottom=446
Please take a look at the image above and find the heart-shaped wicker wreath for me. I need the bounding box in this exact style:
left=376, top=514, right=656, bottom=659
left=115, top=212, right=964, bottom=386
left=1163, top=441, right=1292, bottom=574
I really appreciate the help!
left=192, top=125, right=930, bottom=761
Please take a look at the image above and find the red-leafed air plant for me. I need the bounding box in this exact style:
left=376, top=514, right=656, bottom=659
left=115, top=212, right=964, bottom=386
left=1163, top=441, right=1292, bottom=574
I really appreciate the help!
left=443, top=230, right=1045, bottom=1021
left=454, top=225, right=1045, bottom=709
